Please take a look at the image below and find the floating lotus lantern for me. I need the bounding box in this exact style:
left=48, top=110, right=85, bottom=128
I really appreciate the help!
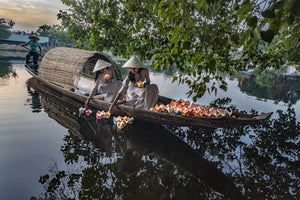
left=171, top=107, right=181, bottom=115
left=96, top=110, right=110, bottom=120
left=113, top=116, right=122, bottom=124
left=150, top=99, right=232, bottom=118
left=102, top=111, right=111, bottom=119
left=192, top=108, right=201, bottom=117
left=85, top=109, right=93, bottom=116
left=113, top=115, right=134, bottom=130
left=181, top=107, right=193, bottom=116
left=117, top=120, right=127, bottom=130
left=96, top=111, right=103, bottom=120
left=216, top=109, right=232, bottom=117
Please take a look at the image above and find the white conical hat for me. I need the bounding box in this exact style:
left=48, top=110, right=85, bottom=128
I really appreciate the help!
left=92, top=59, right=112, bottom=72
left=122, top=55, right=146, bottom=68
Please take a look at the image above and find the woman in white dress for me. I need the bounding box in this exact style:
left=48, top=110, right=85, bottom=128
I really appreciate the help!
left=109, top=55, right=159, bottom=113
left=84, top=59, right=122, bottom=109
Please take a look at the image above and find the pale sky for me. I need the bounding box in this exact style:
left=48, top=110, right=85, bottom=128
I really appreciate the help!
left=0, top=0, right=69, bottom=32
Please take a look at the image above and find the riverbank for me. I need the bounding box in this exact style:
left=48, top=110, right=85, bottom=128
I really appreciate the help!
left=0, top=44, right=51, bottom=59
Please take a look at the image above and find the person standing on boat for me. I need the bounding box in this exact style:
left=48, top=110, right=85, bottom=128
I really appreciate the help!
left=21, top=35, right=42, bottom=70
left=84, top=59, right=122, bottom=109
left=109, top=55, right=159, bottom=113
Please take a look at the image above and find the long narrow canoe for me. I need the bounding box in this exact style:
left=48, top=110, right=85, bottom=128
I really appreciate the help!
left=27, top=76, right=245, bottom=199
left=25, top=47, right=272, bottom=128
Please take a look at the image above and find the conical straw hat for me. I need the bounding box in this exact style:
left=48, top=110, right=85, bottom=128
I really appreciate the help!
left=122, top=55, right=146, bottom=68
left=28, top=35, right=39, bottom=41
left=93, top=59, right=112, bottom=72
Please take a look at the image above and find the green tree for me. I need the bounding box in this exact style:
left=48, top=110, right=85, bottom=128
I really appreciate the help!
left=0, top=60, right=13, bottom=78
left=48, top=25, right=73, bottom=47
left=58, top=0, right=300, bottom=100
left=36, top=24, right=52, bottom=36
left=36, top=24, right=72, bottom=47
left=0, top=18, right=11, bottom=39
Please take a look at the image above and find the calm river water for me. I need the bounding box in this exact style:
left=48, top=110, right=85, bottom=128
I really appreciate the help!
left=0, top=59, right=299, bottom=200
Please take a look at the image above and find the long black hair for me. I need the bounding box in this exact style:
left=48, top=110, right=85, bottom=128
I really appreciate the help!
left=95, top=71, right=100, bottom=82
left=128, top=68, right=142, bottom=83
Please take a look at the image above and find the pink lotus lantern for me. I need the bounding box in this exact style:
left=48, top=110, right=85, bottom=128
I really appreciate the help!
left=96, top=111, right=103, bottom=120
left=85, top=109, right=93, bottom=117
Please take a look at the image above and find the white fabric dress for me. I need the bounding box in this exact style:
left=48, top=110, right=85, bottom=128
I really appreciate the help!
left=88, top=67, right=122, bottom=103
left=119, top=69, right=159, bottom=109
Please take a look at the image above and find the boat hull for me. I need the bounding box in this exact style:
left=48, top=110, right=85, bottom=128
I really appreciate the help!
left=26, top=65, right=272, bottom=128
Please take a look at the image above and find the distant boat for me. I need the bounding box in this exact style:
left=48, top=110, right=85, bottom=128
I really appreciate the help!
left=25, top=47, right=272, bottom=128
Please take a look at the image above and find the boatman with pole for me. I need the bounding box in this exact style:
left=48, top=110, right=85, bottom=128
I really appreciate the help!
left=21, top=35, right=42, bottom=71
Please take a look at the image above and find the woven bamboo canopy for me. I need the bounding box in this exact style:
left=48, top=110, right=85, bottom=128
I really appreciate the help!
left=39, top=47, right=122, bottom=89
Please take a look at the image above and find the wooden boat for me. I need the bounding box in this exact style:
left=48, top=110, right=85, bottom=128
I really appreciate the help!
left=25, top=47, right=272, bottom=128
left=27, top=77, right=244, bottom=199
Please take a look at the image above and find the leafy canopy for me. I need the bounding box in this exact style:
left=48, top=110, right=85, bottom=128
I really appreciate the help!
left=0, top=18, right=12, bottom=39
left=58, top=0, right=300, bottom=101
left=37, top=24, right=73, bottom=46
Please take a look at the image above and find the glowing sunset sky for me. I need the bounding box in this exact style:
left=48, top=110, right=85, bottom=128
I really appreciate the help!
left=0, top=0, right=68, bottom=32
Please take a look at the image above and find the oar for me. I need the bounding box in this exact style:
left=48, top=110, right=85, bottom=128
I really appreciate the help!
left=21, top=45, right=44, bottom=58
left=21, top=45, right=31, bottom=51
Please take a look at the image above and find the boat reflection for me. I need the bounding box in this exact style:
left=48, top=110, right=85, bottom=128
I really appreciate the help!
left=27, top=77, right=299, bottom=200
left=26, top=84, right=42, bottom=113
left=27, top=77, right=244, bottom=199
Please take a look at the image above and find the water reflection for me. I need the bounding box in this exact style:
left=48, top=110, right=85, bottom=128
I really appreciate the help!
left=238, top=71, right=300, bottom=105
left=27, top=78, right=243, bottom=199
left=27, top=77, right=299, bottom=200
left=167, top=110, right=299, bottom=199
left=26, top=85, right=42, bottom=113
left=0, top=60, right=17, bottom=79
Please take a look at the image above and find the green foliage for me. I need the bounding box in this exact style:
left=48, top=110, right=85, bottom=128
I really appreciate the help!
left=49, top=25, right=73, bottom=47
left=36, top=24, right=72, bottom=47
left=0, top=18, right=11, bottom=39
left=0, top=60, right=13, bottom=78
left=37, top=24, right=52, bottom=36
left=58, top=0, right=300, bottom=101
left=260, top=30, right=275, bottom=43
left=247, top=16, right=258, bottom=27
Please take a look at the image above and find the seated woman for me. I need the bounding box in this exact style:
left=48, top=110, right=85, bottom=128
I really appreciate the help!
left=109, top=55, right=159, bottom=113
left=84, top=59, right=122, bottom=109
